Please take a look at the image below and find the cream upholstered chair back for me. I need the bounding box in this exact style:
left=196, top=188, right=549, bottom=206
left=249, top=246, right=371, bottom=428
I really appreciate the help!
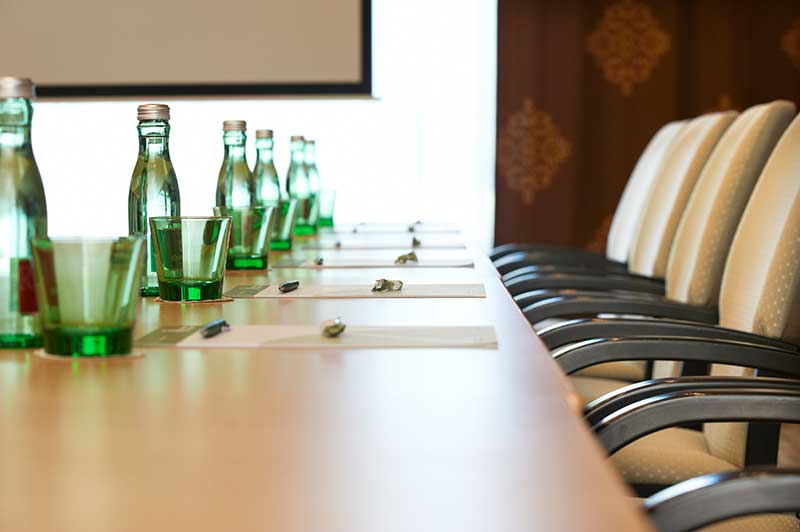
left=628, top=111, right=738, bottom=278
left=605, top=121, right=687, bottom=263
left=665, top=101, right=796, bottom=306
left=703, top=112, right=800, bottom=468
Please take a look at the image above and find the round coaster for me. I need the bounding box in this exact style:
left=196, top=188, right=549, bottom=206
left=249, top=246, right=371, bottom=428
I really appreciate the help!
left=153, top=297, right=234, bottom=304
left=33, top=349, right=145, bottom=362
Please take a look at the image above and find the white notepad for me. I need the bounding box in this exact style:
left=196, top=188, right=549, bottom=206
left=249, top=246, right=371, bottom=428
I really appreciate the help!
left=225, top=283, right=486, bottom=299
left=175, top=324, right=498, bottom=349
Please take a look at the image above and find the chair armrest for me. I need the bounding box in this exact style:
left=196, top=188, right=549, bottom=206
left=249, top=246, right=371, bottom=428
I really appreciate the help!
left=523, top=294, right=718, bottom=325
left=491, top=243, right=576, bottom=262
left=596, top=386, right=800, bottom=454
left=539, top=317, right=799, bottom=350
left=494, top=250, right=622, bottom=275
left=645, top=467, right=800, bottom=532
left=515, top=288, right=655, bottom=308
left=502, top=261, right=633, bottom=282
left=505, top=272, right=665, bottom=297
left=584, top=375, right=800, bottom=428
left=553, top=337, right=800, bottom=378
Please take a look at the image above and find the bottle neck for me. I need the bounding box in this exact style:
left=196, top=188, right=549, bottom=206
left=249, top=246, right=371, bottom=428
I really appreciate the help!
left=255, top=138, right=274, bottom=164
left=290, top=140, right=306, bottom=163
left=304, top=145, right=317, bottom=165
left=224, top=130, right=247, bottom=159
left=0, top=97, right=33, bottom=150
left=137, top=120, right=171, bottom=156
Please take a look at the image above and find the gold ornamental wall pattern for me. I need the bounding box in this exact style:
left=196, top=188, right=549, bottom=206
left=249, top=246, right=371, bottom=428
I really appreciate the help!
left=587, top=0, right=671, bottom=96
left=497, top=99, right=571, bottom=205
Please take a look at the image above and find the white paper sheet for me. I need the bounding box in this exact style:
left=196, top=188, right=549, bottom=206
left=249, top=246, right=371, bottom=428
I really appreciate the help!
left=176, top=324, right=498, bottom=349
left=332, top=222, right=460, bottom=234
left=227, top=283, right=485, bottom=299
left=272, top=258, right=474, bottom=269
left=299, top=239, right=466, bottom=250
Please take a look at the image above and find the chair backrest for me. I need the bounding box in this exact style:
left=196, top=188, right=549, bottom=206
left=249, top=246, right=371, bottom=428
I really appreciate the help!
left=628, top=111, right=738, bottom=278
left=605, top=120, right=687, bottom=263
left=665, top=101, right=796, bottom=305
left=704, top=111, right=800, bottom=468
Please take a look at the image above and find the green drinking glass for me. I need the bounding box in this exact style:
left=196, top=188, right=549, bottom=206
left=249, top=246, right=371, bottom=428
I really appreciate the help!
left=213, top=206, right=276, bottom=270
left=30, top=237, right=145, bottom=357
left=265, top=198, right=299, bottom=251
left=317, top=190, right=336, bottom=227
left=149, top=216, right=231, bottom=301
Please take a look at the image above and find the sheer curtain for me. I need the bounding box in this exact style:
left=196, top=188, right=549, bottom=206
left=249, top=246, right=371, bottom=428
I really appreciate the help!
left=33, top=0, right=497, bottom=249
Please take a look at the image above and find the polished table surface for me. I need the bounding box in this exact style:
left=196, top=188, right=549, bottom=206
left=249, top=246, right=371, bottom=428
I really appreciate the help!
left=0, top=230, right=653, bottom=532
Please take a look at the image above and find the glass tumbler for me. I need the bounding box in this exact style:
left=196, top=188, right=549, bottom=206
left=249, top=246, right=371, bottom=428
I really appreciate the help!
left=149, top=216, right=231, bottom=301
left=213, top=206, right=276, bottom=270
left=30, top=237, right=144, bottom=357
left=265, top=198, right=298, bottom=251
left=317, top=190, right=336, bottom=227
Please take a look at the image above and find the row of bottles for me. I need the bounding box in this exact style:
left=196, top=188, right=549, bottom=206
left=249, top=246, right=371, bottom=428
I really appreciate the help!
left=215, top=122, right=321, bottom=234
left=0, top=77, right=334, bottom=346
left=129, top=110, right=326, bottom=295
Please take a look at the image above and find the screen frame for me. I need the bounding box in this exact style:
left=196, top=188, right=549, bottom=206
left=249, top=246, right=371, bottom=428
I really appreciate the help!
left=35, top=0, right=372, bottom=98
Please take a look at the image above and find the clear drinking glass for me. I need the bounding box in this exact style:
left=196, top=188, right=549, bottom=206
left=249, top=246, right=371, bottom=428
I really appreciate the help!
left=318, top=190, right=336, bottom=227
left=30, top=237, right=144, bottom=357
left=149, top=216, right=231, bottom=301
left=213, top=206, right=276, bottom=270
left=266, top=198, right=299, bottom=250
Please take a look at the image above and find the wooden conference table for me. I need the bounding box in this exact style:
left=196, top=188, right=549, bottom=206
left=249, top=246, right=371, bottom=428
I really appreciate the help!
left=0, top=226, right=652, bottom=532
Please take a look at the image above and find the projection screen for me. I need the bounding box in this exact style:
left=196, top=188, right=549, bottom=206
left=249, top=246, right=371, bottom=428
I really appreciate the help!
left=0, top=0, right=371, bottom=96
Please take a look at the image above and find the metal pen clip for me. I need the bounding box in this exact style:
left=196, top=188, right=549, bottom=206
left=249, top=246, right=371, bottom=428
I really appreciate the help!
left=201, top=319, right=230, bottom=338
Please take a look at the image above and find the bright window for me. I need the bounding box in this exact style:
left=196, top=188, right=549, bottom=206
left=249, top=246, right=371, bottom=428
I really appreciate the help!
left=33, top=0, right=497, bottom=248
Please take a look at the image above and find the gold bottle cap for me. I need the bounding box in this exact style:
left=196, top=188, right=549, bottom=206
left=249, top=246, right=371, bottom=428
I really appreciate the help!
left=223, top=120, right=247, bottom=131
left=290, top=134, right=304, bottom=142
left=137, top=104, right=170, bottom=121
left=255, top=129, right=273, bottom=139
left=305, top=139, right=316, bottom=144
left=0, top=77, right=35, bottom=99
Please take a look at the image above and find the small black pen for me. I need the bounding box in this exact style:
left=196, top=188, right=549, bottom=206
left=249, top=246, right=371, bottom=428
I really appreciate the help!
left=201, top=319, right=230, bottom=338
left=279, top=280, right=300, bottom=293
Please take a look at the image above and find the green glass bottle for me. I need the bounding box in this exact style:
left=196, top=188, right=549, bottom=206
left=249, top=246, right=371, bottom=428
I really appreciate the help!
left=216, top=120, right=255, bottom=208
left=253, top=129, right=280, bottom=205
left=253, top=129, right=291, bottom=250
left=0, top=77, right=47, bottom=348
left=287, top=135, right=315, bottom=235
left=128, top=104, right=181, bottom=297
left=304, top=139, right=321, bottom=227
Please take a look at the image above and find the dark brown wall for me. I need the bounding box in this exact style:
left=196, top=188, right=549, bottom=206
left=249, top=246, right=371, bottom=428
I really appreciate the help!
left=495, top=0, right=800, bottom=250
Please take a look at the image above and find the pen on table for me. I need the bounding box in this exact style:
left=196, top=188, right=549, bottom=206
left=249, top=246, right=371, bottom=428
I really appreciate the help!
left=201, top=319, right=230, bottom=338
left=279, top=280, right=300, bottom=293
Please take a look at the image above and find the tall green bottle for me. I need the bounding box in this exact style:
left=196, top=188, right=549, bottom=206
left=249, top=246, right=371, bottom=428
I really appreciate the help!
left=304, top=139, right=321, bottom=227
left=216, top=120, right=255, bottom=208
left=253, top=129, right=281, bottom=205
left=287, top=135, right=315, bottom=235
left=0, top=77, right=47, bottom=348
left=128, top=104, right=181, bottom=297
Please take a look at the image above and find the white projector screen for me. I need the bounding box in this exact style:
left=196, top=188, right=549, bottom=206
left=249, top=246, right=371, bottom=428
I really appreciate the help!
left=1, top=0, right=370, bottom=97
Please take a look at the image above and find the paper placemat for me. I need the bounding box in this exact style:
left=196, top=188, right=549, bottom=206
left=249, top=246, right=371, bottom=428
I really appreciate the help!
left=299, top=240, right=466, bottom=250
left=333, top=223, right=460, bottom=234
left=135, top=324, right=497, bottom=349
left=224, top=283, right=485, bottom=299
left=272, top=258, right=474, bottom=269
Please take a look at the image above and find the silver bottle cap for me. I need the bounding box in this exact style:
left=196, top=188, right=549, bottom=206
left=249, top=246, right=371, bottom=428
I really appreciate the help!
left=255, top=129, right=273, bottom=139
left=0, top=77, right=35, bottom=99
left=137, top=103, right=170, bottom=121
left=223, top=120, right=247, bottom=131
left=290, top=135, right=305, bottom=142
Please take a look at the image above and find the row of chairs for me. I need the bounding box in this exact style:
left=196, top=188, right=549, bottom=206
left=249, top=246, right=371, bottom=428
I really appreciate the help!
left=493, top=100, right=800, bottom=531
